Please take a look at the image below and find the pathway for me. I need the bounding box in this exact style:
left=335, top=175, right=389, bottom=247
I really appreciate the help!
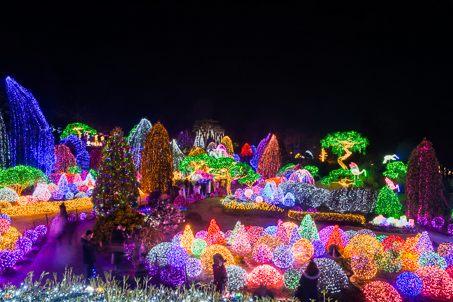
left=0, top=219, right=114, bottom=287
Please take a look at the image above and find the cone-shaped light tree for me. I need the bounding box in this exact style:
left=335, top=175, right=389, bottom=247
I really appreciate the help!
left=92, top=132, right=140, bottom=215
left=375, top=186, right=402, bottom=218
left=0, top=110, right=10, bottom=169
left=127, top=118, right=152, bottom=172
left=257, top=134, right=282, bottom=179
left=140, top=121, right=172, bottom=193
left=404, top=138, right=449, bottom=220
left=221, top=136, right=234, bottom=155
left=54, top=145, right=76, bottom=174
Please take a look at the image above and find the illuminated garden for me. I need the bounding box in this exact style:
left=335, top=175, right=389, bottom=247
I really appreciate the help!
left=0, top=76, right=453, bottom=302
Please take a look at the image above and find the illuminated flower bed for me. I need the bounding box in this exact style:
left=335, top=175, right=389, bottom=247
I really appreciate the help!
left=288, top=210, right=366, bottom=225
left=221, top=198, right=285, bottom=212
left=1, top=198, right=92, bottom=217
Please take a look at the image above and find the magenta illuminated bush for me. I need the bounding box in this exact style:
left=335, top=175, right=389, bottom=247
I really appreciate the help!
left=448, top=224, right=453, bottom=235
left=174, top=196, right=188, bottom=207
left=68, top=214, right=76, bottom=222
left=195, top=230, right=207, bottom=240
left=161, top=267, right=185, bottom=287
left=79, top=212, right=87, bottom=221
left=431, top=217, right=444, bottom=230
left=25, top=230, right=39, bottom=243
left=35, top=224, right=47, bottom=237
left=16, top=237, right=32, bottom=253
left=0, top=250, right=16, bottom=270
left=417, top=216, right=428, bottom=226
left=253, top=244, right=272, bottom=263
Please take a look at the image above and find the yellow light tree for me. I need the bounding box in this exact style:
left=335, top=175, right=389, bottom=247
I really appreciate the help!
left=221, top=136, right=234, bottom=155
left=180, top=224, right=195, bottom=253
left=140, top=121, right=172, bottom=193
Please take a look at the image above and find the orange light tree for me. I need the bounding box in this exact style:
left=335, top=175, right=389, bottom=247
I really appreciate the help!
left=140, top=121, right=172, bottom=193
left=221, top=136, right=234, bottom=155
left=257, top=134, right=282, bottom=179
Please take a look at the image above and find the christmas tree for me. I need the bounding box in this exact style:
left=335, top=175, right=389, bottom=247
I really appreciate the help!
left=375, top=186, right=402, bottom=218
left=263, top=182, right=273, bottom=199
left=325, top=225, right=344, bottom=251
left=231, top=225, right=251, bottom=255
left=127, top=118, right=152, bottom=172
left=257, top=134, right=282, bottom=179
left=250, top=133, right=271, bottom=171
left=180, top=224, right=195, bottom=253
left=288, top=227, right=302, bottom=246
left=299, top=215, right=320, bottom=242
left=140, top=121, right=172, bottom=193
left=171, top=139, right=185, bottom=173
left=205, top=219, right=226, bottom=246
left=405, top=139, right=449, bottom=220
left=91, top=132, right=140, bottom=215
left=228, top=221, right=242, bottom=245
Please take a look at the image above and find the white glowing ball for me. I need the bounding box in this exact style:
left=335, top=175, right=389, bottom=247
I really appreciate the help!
left=256, top=196, right=263, bottom=203
left=244, top=189, right=253, bottom=199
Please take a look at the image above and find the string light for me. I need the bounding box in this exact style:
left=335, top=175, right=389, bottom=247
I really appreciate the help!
left=325, top=225, right=345, bottom=252
left=283, top=268, right=300, bottom=290
left=177, top=130, right=193, bottom=152
left=0, top=227, right=20, bottom=251
left=191, top=239, right=207, bottom=258
left=0, top=250, right=16, bottom=270
left=415, top=266, right=453, bottom=300
left=438, top=242, right=453, bottom=257
left=376, top=250, right=402, bottom=273
left=352, top=252, right=377, bottom=280
left=375, top=186, right=402, bottom=218
left=247, top=264, right=282, bottom=287
left=0, top=188, right=19, bottom=203
left=318, top=225, right=349, bottom=247
left=5, top=76, right=55, bottom=175
left=252, top=244, right=273, bottom=263
left=415, top=232, right=433, bottom=254
left=220, top=136, right=233, bottom=155
left=301, top=258, right=348, bottom=294
left=344, top=235, right=383, bottom=259
left=363, top=281, right=402, bottom=302
left=312, top=240, right=325, bottom=257
left=345, top=230, right=358, bottom=240
left=231, top=225, right=251, bottom=255
left=127, top=118, right=152, bottom=172
left=319, top=148, right=328, bottom=162
left=0, top=219, right=11, bottom=234
left=205, top=219, right=226, bottom=246
left=254, top=235, right=283, bottom=252
left=185, top=258, right=202, bottom=278
left=195, top=230, right=207, bottom=240
left=226, top=265, right=248, bottom=291
left=288, top=169, right=315, bottom=185
left=401, top=256, right=419, bottom=272
left=0, top=109, right=10, bottom=169
left=396, top=272, right=423, bottom=296
left=221, top=197, right=284, bottom=212
left=383, top=160, right=407, bottom=178
left=257, top=135, right=282, bottom=179
left=418, top=252, right=447, bottom=270
left=272, top=244, right=295, bottom=269
left=60, top=135, right=90, bottom=171
left=54, top=145, right=76, bottom=174
left=161, top=266, right=186, bottom=287
left=246, top=226, right=266, bottom=246
left=180, top=225, right=195, bottom=253
left=199, top=244, right=234, bottom=271
left=0, top=198, right=92, bottom=217
left=292, top=239, right=313, bottom=262
left=16, top=236, right=32, bottom=253
left=146, top=242, right=173, bottom=266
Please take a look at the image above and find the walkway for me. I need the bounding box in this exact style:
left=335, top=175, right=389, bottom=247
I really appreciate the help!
left=0, top=219, right=114, bottom=287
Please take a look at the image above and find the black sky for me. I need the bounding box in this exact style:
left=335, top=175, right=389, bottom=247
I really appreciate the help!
left=1, top=2, right=453, bottom=167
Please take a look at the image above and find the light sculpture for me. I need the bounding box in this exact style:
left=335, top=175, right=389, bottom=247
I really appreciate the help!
left=415, top=266, right=453, bottom=300
left=226, top=265, right=248, bottom=291
left=257, top=134, right=282, bottom=179
left=283, top=269, right=300, bottom=290
left=127, top=118, right=152, bottom=172
left=272, top=244, right=295, bottom=269
left=363, top=281, right=402, bottom=302
left=250, top=133, right=271, bottom=171
left=177, top=130, right=193, bottom=152
left=247, top=265, right=282, bottom=287
left=185, top=258, right=202, bottom=278
left=383, top=154, right=399, bottom=164
left=0, top=110, right=10, bottom=169
left=300, top=258, right=348, bottom=294
left=199, top=244, right=234, bottom=271
left=5, top=76, right=55, bottom=175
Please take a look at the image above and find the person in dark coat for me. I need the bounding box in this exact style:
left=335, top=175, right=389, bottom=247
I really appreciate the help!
left=295, top=259, right=320, bottom=302
left=57, top=203, right=68, bottom=245
left=212, top=253, right=228, bottom=293
left=110, top=224, right=127, bottom=274
left=200, top=182, right=207, bottom=196
left=81, top=230, right=102, bottom=284
left=188, top=182, right=193, bottom=196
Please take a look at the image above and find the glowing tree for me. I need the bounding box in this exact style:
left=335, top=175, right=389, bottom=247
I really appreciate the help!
left=241, top=143, right=253, bottom=157
left=206, top=142, right=217, bottom=156
left=257, top=135, right=282, bottom=179
left=0, top=110, right=10, bottom=169
left=0, top=165, right=46, bottom=195
left=140, top=121, right=172, bottom=193
left=179, top=154, right=212, bottom=180
left=171, top=139, right=185, bottom=173
left=221, top=136, right=234, bottom=155
left=89, top=149, right=102, bottom=171
left=127, top=118, right=152, bottom=172
left=238, top=169, right=261, bottom=188
left=325, top=225, right=345, bottom=251
left=205, top=219, right=226, bottom=246
left=384, top=161, right=407, bottom=179
left=60, top=122, right=97, bottom=139
left=210, top=157, right=254, bottom=195
left=193, top=135, right=205, bottom=149
left=60, top=134, right=90, bottom=171
left=92, top=132, right=140, bottom=215
left=320, top=131, right=369, bottom=187
left=375, top=186, right=403, bottom=218
left=177, top=130, right=193, bottom=153
left=231, top=224, right=251, bottom=255
left=180, top=224, right=195, bottom=253
left=193, top=119, right=225, bottom=146
left=54, top=145, right=76, bottom=174
left=6, top=76, right=55, bottom=175
left=228, top=221, right=242, bottom=245
left=404, top=139, right=449, bottom=220
left=250, top=133, right=271, bottom=171
left=299, top=215, right=320, bottom=242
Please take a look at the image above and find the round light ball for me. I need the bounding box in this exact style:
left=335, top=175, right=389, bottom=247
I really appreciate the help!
left=396, top=272, right=423, bottom=296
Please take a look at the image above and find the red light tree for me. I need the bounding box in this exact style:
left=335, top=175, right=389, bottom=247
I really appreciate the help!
left=404, top=138, right=449, bottom=221
left=205, top=219, right=226, bottom=246
left=89, top=149, right=102, bottom=171
left=257, top=134, right=282, bottom=179
left=54, top=145, right=76, bottom=174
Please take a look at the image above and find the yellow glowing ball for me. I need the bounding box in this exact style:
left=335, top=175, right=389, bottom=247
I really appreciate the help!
left=344, top=235, right=383, bottom=259
left=351, top=253, right=377, bottom=280
left=254, top=235, right=283, bottom=253
left=200, top=244, right=235, bottom=271
left=0, top=227, right=21, bottom=251
left=16, top=196, right=28, bottom=206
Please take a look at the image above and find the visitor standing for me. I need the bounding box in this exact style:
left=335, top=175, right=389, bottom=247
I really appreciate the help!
left=81, top=230, right=102, bottom=285
left=57, top=202, right=68, bottom=245
left=294, top=259, right=320, bottom=302
left=184, top=179, right=189, bottom=196
left=212, top=253, right=228, bottom=293
left=201, top=182, right=207, bottom=196
left=110, top=224, right=127, bottom=274
left=207, top=180, right=211, bottom=195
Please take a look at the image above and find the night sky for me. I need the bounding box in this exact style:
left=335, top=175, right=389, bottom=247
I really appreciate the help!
left=1, top=2, right=453, bottom=167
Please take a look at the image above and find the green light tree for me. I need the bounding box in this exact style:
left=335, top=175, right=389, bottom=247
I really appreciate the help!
left=298, top=215, right=320, bottom=242
left=210, top=157, right=252, bottom=195
left=320, top=131, right=369, bottom=187
left=92, top=133, right=140, bottom=215
left=0, top=165, right=47, bottom=195
left=383, top=161, right=407, bottom=179
left=60, top=122, right=97, bottom=139
left=375, top=186, right=402, bottom=218
left=179, top=154, right=213, bottom=180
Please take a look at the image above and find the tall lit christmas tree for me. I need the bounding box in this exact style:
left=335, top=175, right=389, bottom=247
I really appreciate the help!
left=375, top=186, right=402, bottom=218
left=140, top=121, right=172, bottom=193
left=91, top=132, right=140, bottom=215
left=0, top=109, right=10, bottom=169
left=250, top=133, right=271, bottom=171
left=205, top=219, right=226, bottom=246
left=221, top=136, right=234, bottom=155
left=299, top=215, right=320, bottom=242
left=171, top=139, right=185, bottom=173
left=257, top=134, right=282, bottom=179
left=404, top=139, right=449, bottom=220
left=5, top=76, right=54, bottom=175
left=127, top=118, right=152, bottom=172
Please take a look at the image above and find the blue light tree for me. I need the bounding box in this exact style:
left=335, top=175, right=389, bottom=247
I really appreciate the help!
left=6, top=77, right=54, bottom=175
left=0, top=109, right=10, bottom=169
left=127, top=118, right=152, bottom=172
left=59, top=134, right=90, bottom=171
